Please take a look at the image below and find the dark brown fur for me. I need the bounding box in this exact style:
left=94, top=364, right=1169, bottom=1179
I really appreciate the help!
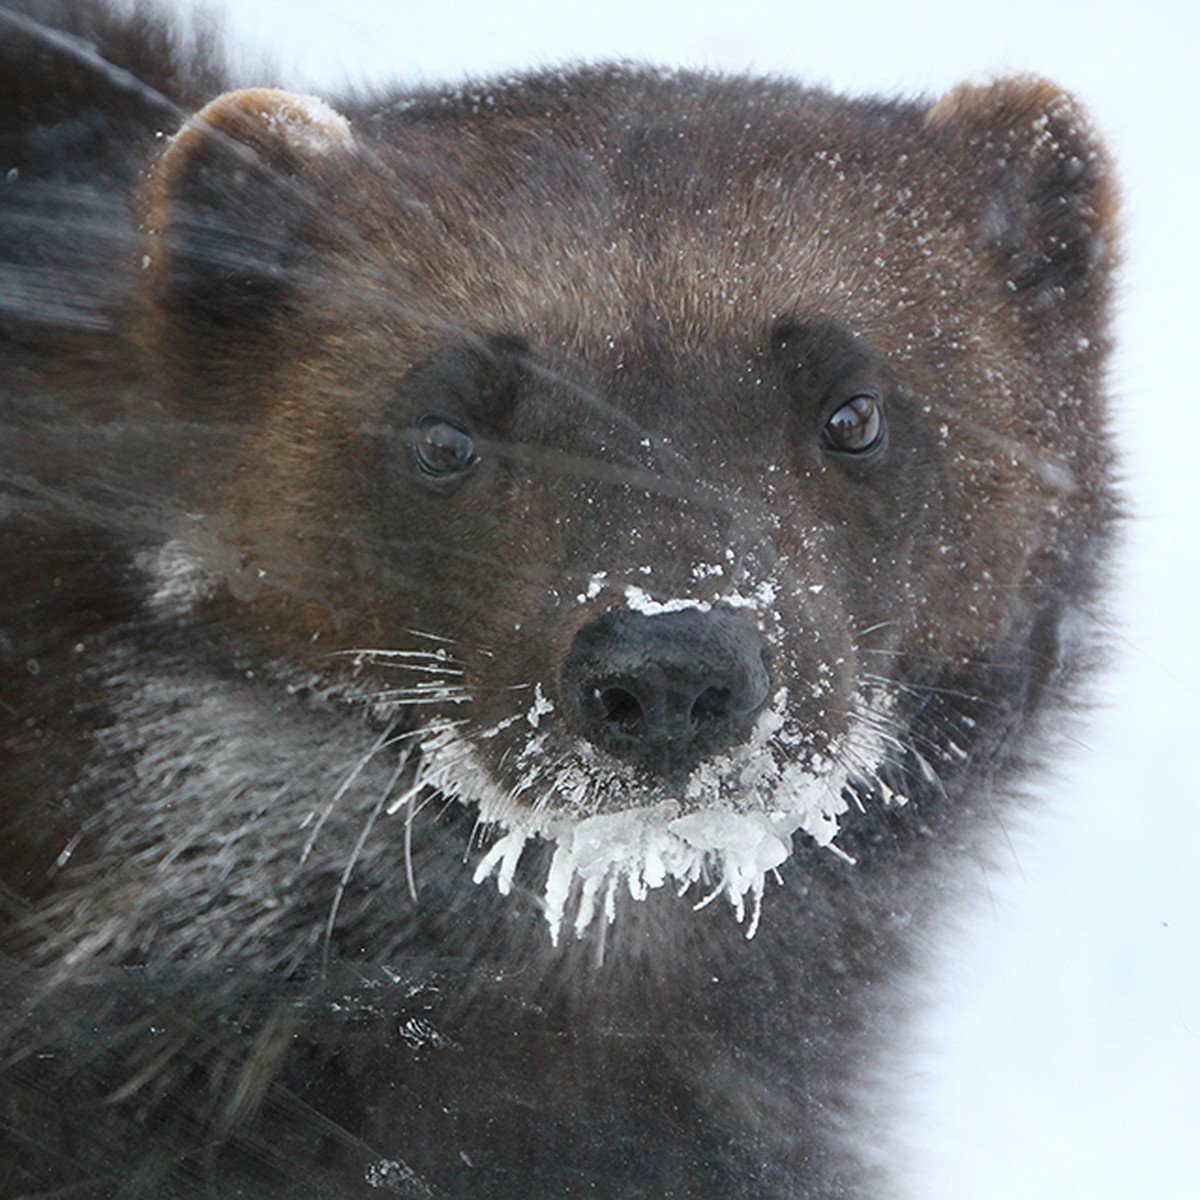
left=0, top=2, right=1118, bottom=1196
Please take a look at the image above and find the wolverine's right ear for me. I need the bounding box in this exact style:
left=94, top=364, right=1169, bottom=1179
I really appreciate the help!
left=144, top=88, right=355, bottom=334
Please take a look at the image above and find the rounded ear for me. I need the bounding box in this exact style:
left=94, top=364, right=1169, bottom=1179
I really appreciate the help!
left=925, top=76, right=1119, bottom=321
left=144, top=88, right=354, bottom=332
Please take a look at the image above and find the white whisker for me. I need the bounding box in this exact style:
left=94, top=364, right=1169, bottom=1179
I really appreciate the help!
left=320, top=751, right=409, bottom=975
left=299, top=721, right=405, bottom=866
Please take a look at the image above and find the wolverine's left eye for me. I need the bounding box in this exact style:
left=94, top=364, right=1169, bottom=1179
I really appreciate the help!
left=823, top=393, right=885, bottom=456
left=412, top=415, right=479, bottom=478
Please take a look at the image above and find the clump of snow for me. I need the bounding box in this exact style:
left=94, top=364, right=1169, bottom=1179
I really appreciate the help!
left=722, top=580, right=779, bottom=609
left=623, top=584, right=712, bottom=615
left=364, top=1158, right=431, bottom=1195
left=525, top=682, right=554, bottom=728
left=575, top=571, right=608, bottom=603
left=256, top=90, right=354, bottom=154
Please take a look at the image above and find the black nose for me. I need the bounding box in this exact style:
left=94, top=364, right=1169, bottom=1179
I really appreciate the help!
left=561, top=607, right=772, bottom=778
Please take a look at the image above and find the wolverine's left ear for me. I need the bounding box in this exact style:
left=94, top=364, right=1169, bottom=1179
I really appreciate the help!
left=143, top=88, right=355, bottom=398
left=926, top=76, right=1119, bottom=322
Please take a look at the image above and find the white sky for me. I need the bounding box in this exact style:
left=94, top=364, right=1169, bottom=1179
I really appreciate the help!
left=195, top=3, right=1200, bottom=1195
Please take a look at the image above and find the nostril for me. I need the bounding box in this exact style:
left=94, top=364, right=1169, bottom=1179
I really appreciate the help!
left=690, top=685, right=732, bottom=729
left=594, top=686, right=645, bottom=734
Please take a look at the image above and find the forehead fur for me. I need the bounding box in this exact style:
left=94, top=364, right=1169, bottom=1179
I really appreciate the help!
left=353, top=74, right=950, bottom=340
left=256, top=67, right=1104, bottom=419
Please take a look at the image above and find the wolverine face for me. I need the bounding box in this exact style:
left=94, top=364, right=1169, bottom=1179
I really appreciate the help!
left=140, top=70, right=1115, bottom=941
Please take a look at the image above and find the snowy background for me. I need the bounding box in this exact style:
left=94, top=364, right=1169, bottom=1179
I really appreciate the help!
left=190, top=1, right=1199, bottom=1195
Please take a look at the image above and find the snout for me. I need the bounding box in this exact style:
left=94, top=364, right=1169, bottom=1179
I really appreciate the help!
left=560, top=606, right=772, bottom=779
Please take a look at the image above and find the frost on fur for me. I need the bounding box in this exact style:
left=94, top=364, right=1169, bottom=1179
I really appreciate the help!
left=465, top=683, right=886, bottom=945
left=474, top=804, right=799, bottom=945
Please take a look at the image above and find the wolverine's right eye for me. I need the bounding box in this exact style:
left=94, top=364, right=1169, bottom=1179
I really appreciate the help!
left=412, top=415, right=479, bottom=478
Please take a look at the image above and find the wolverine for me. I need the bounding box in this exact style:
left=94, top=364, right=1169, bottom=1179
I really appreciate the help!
left=0, top=1, right=1118, bottom=1195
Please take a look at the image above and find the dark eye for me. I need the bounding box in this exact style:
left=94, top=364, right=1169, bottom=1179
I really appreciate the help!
left=823, top=393, right=885, bottom=456
left=412, top=415, right=479, bottom=478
